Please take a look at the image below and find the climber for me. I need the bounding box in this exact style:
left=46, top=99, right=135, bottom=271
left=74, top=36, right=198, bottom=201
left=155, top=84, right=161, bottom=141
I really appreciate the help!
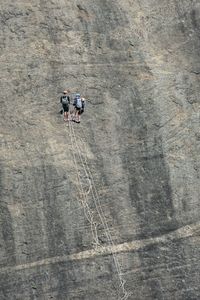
left=72, top=94, right=85, bottom=123
left=60, top=90, right=70, bottom=121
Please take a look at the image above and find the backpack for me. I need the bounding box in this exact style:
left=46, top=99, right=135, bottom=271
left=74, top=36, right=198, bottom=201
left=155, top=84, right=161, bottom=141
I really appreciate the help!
left=62, top=96, right=69, bottom=105
left=76, top=97, right=82, bottom=108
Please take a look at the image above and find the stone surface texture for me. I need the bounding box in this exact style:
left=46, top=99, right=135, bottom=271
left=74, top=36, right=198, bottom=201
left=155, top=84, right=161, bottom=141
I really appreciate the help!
left=0, top=0, right=200, bottom=299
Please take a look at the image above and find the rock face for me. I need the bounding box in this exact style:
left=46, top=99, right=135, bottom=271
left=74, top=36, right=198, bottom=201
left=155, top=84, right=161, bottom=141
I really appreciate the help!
left=0, top=1, right=200, bottom=299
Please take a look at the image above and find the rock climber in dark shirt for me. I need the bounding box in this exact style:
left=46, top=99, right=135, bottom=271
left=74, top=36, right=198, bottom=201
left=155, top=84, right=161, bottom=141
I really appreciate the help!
left=60, top=90, right=70, bottom=121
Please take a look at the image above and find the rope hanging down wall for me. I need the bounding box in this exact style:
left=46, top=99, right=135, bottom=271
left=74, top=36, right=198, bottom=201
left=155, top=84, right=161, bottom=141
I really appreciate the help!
left=67, top=121, right=130, bottom=300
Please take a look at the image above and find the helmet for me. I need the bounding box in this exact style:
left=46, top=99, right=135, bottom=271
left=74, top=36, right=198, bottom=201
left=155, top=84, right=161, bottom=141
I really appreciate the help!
left=63, top=90, right=68, bottom=94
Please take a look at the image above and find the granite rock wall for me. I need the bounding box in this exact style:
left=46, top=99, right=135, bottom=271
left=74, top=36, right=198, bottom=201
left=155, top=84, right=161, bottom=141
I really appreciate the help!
left=0, top=1, right=200, bottom=299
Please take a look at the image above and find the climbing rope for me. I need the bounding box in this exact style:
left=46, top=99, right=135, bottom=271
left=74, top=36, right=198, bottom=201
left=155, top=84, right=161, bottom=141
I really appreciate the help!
left=67, top=121, right=130, bottom=300
left=67, top=121, right=100, bottom=247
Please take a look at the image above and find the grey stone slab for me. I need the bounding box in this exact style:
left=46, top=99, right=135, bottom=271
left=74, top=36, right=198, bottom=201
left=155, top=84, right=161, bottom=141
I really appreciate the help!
left=0, top=0, right=200, bottom=299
